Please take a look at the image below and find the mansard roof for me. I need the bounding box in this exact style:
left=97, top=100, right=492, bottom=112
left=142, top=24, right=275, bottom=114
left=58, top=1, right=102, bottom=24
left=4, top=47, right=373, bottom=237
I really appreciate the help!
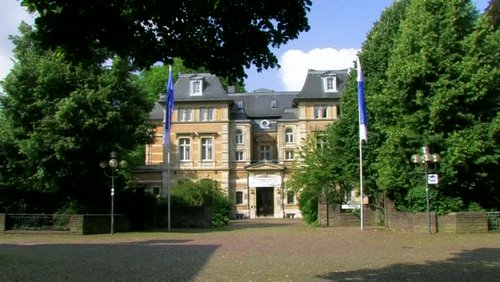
left=294, top=69, right=349, bottom=101
left=149, top=102, right=164, bottom=120
left=229, top=91, right=298, bottom=118
left=155, top=69, right=348, bottom=120
left=167, top=73, right=233, bottom=102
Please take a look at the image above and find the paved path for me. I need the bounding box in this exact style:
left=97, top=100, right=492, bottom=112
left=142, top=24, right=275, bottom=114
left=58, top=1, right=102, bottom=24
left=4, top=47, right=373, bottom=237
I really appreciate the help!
left=0, top=219, right=499, bottom=281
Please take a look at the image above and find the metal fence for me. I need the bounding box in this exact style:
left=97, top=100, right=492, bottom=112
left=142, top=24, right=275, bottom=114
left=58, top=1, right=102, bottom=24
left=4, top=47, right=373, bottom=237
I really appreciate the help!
left=486, top=212, right=500, bottom=230
left=5, top=214, right=70, bottom=231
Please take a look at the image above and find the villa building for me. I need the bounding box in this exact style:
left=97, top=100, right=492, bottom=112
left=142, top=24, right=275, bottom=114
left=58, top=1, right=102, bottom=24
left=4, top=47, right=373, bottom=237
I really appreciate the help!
left=132, top=69, right=348, bottom=219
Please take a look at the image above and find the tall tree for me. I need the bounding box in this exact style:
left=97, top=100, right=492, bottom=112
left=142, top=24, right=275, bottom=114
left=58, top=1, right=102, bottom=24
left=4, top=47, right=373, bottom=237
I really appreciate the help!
left=21, top=0, right=312, bottom=81
left=287, top=0, right=412, bottom=220
left=369, top=0, right=500, bottom=211
left=0, top=23, right=154, bottom=213
left=289, top=0, right=500, bottom=217
left=441, top=13, right=500, bottom=209
left=352, top=0, right=411, bottom=208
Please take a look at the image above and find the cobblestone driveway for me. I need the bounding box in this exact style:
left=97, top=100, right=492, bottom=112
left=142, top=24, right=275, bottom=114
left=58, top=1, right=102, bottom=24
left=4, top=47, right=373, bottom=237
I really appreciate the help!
left=1, top=219, right=499, bottom=281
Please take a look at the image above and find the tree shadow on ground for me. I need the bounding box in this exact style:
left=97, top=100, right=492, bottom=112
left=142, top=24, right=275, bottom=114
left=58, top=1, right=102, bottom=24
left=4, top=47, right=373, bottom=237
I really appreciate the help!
left=316, top=248, right=500, bottom=281
left=148, top=218, right=307, bottom=233
left=0, top=240, right=218, bottom=281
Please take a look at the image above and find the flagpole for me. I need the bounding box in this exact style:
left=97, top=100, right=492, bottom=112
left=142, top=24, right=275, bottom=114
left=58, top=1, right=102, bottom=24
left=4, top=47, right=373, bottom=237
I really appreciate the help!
left=356, top=56, right=367, bottom=231
left=359, top=139, right=364, bottom=231
left=164, top=65, right=174, bottom=232
left=167, top=140, right=171, bottom=232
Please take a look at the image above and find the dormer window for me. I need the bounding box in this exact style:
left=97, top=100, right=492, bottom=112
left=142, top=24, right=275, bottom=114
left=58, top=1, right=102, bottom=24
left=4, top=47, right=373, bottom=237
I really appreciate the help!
left=190, top=77, right=203, bottom=96
left=271, top=99, right=277, bottom=108
left=322, top=76, right=337, bottom=93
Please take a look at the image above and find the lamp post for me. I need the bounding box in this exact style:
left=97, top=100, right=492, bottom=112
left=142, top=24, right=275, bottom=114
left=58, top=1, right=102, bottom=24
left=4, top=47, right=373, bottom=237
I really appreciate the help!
left=411, top=145, right=440, bottom=234
left=100, top=151, right=127, bottom=234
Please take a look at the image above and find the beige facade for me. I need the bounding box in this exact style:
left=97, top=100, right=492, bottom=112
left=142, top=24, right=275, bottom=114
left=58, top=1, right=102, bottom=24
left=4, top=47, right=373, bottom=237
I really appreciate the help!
left=134, top=70, right=348, bottom=219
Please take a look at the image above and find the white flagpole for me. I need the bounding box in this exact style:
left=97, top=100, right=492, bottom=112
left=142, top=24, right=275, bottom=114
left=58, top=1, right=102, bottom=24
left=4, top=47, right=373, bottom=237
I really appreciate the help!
left=164, top=65, right=174, bottom=232
left=357, top=56, right=367, bottom=231
left=360, top=140, right=364, bottom=231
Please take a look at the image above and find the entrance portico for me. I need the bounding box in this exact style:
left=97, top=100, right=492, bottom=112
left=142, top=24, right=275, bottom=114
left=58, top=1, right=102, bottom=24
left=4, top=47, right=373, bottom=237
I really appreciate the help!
left=246, top=161, right=285, bottom=218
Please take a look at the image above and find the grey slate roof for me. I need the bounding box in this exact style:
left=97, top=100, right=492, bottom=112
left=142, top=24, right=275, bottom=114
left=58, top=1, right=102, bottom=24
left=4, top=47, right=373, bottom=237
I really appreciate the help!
left=169, top=73, right=233, bottom=102
left=229, top=91, right=298, bottom=118
left=149, top=102, right=164, bottom=120
left=294, top=69, right=349, bottom=101
left=154, top=69, right=348, bottom=121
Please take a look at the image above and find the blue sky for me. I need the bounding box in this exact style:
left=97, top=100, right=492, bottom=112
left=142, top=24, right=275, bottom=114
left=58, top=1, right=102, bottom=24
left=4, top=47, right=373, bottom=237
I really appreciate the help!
left=243, top=0, right=491, bottom=91
left=0, top=0, right=491, bottom=93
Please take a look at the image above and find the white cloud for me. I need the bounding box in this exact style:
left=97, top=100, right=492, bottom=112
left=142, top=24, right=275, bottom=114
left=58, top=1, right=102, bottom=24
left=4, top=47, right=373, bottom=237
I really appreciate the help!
left=0, top=1, right=34, bottom=85
left=279, top=48, right=359, bottom=91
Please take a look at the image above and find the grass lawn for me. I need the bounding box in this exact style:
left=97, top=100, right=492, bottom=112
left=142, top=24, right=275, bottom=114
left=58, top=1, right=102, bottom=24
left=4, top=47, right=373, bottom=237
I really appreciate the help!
left=1, top=219, right=499, bottom=281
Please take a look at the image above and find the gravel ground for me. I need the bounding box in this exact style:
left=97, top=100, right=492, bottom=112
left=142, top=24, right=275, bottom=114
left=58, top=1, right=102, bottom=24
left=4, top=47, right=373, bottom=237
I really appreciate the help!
left=0, top=219, right=499, bottom=281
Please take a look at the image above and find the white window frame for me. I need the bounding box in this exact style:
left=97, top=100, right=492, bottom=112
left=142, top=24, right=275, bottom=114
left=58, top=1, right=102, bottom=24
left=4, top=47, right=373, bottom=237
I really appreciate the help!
left=235, top=151, right=244, bottom=161
left=235, top=129, right=244, bottom=144
left=201, top=137, right=213, bottom=160
left=260, top=145, right=271, bottom=160
left=285, top=128, right=294, bottom=143
left=323, top=76, right=337, bottom=93
left=200, top=107, right=214, bottom=121
left=271, top=99, right=277, bottom=108
left=314, top=105, right=328, bottom=119
left=285, top=150, right=294, bottom=160
left=190, top=78, right=203, bottom=96
left=179, top=138, right=191, bottom=161
left=178, top=108, right=193, bottom=121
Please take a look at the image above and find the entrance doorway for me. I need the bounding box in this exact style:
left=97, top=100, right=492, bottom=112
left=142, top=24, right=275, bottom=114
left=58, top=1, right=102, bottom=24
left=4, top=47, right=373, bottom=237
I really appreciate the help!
left=256, top=187, right=274, bottom=217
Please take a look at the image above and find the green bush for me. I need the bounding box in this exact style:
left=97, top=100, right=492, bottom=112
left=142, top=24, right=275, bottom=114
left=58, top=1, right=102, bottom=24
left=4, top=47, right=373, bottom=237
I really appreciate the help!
left=298, top=194, right=318, bottom=224
left=172, top=178, right=231, bottom=227
left=400, top=185, right=465, bottom=215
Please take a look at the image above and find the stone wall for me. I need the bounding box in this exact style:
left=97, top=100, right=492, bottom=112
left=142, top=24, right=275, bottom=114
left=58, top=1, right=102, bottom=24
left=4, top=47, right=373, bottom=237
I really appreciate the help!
left=318, top=194, right=379, bottom=227
left=319, top=197, right=489, bottom=233
left=386, top=211, right=437, bottom=233
left=0, top=214, right=5, bottom=232
left=69, top=214, right=130, bottom=235
left=384, top=199, right=488, bottom=234
left=437, top=212, right=488, bottom=234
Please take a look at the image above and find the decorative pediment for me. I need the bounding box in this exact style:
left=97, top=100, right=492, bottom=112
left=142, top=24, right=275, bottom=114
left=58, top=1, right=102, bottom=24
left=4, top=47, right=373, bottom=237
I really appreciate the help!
left=245, top=161, right=284, bottom=171
left=255, top=134, right=275, bottom=143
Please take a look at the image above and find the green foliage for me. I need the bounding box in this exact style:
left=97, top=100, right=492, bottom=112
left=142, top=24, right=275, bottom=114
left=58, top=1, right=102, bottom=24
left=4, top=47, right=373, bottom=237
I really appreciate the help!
left=298, top=194, right=318, bottom=225
left=363, top=0, right=500, bottom=212
left=171, top=179, right=231, bottom=227
left=399, top=185, right=464, bottom=214
left=0, top=24, right=155, bottom=213
left=290, top=0, right=500, bottom=217
left=22, top=0, right=312, bottom=81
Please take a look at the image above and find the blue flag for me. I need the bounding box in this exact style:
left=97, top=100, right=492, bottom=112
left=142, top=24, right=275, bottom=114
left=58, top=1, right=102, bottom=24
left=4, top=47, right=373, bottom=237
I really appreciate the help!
left=164, top=65, right=175, bottom=145
left=357, top=57, right=367, bottom=141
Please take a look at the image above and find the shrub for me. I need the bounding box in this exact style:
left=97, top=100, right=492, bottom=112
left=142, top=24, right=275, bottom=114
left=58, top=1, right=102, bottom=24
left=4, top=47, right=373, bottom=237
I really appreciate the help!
left=172, top=178, right=231, bottom=227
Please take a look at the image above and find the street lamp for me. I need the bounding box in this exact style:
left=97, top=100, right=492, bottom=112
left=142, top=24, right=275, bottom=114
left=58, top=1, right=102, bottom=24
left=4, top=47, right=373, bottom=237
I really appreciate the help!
left=99, top=151, right=127, bottom=234
left=411, top=145, right=440, bottom=234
